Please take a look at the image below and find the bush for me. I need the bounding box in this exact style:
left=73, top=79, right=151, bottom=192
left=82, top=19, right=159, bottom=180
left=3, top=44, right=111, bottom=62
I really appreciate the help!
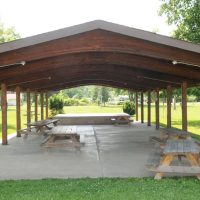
left=123, top=101, right=135, bottom=115
left=64, top=98, right=79, bottom=106
left=79, top=98, right=89, bottom=106
left=117, top=101, right=124, bottom=105
left=49, top=95, right=64, bottom=116
left=64, top=98, right=90, bottom=106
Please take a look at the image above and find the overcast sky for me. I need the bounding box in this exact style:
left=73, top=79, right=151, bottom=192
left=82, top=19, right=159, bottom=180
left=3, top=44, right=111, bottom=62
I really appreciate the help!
left=0, top=0, right=174, bottom=38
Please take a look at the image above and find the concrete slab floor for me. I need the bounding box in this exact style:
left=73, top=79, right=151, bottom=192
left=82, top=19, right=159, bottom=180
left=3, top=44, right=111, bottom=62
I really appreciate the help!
left=0, top=122, right=159, bottom=180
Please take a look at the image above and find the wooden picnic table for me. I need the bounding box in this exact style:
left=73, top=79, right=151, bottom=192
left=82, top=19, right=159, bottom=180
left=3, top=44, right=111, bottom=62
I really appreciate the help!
left=42, top=125, right=80, bottom=148
left=154, top=139, right=200, bottom=180
left=27, top=119, right=59, bottom=133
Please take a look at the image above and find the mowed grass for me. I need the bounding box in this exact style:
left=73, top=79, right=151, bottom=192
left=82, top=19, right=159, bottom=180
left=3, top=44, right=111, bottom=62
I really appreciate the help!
left=138, top=103, right=200, bottom=136
left=64, top=103, right=200, bottom=135
left=0, top=105, right=43, bottom=138
left=1, top=103, right=200, bottom=137
left=0, top=178, right=200, bottom=200
left=63, top=105, right=123, bottom=114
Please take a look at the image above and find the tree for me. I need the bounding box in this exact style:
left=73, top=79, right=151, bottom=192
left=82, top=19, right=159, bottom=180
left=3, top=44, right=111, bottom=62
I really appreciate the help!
left=100, top=87, right=109, bottom=106
left=128, top=91, right=135, bottom=102
left=0, top=21, right=20, bottom=43
left=188, top=87, right=200, bottom=101
left=92, top=86, right=99, bottom=102
left=159, top=0, right=200, bottom=43
left=159, top=0, right=200, bottom=104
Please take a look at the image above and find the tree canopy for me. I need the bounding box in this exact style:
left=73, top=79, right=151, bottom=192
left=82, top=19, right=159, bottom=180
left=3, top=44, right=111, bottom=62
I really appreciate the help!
left=159, top=0, right=200, bottom=43
left=159, top=0, right=200, bottom=100
left=0, top=21, right=20, bottom=43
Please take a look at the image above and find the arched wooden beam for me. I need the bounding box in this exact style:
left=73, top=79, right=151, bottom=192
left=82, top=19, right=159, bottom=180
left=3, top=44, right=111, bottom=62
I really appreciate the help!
left=0, top=30, right=200, bottom=67
left=0, top=52, right=199, bottom=83
left=8, top=71, right=177, bottom=91
left=34, top=79, right=150, bottom=92
left=2, top=63, right=186, bottom=86
left=7, top=67, right=180, bottom=89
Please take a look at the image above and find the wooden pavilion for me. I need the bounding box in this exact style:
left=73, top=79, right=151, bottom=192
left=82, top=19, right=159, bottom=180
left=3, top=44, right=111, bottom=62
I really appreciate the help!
left=0, top=20, right=200, bottom=145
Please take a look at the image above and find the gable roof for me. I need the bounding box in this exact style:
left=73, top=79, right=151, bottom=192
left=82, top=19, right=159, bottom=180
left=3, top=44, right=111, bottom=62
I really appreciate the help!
left=0, top=20, right=200, bottom=54
left=0, top=20, right=200, bottom=92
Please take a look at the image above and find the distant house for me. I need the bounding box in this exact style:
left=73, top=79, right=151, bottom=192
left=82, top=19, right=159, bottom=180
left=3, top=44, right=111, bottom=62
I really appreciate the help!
left=7, top=92, right=22, bottom=106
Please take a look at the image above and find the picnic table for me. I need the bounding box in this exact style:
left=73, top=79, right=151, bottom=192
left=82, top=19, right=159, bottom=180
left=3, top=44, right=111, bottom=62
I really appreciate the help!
left=42, top=125, right=80, bottom=148
left=27, top=119, right=59, bottom=134
left=110, top=115, right=133, bottom=124
left=153, top=139, right=200, bottom=180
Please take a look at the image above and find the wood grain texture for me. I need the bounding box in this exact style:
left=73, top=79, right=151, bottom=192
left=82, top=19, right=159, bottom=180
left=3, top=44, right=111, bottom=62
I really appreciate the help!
left=1, top=83, right=7, bottom=145
left=16, top=86, right=21, bottom=137
left=0, top=29, right=200, bottom=91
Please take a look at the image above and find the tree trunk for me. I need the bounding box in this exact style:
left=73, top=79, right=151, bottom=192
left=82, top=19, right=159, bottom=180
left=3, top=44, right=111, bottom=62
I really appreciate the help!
left=128, top=91, right=134, bottom=102
left=173, top=96, right=176, bottom=110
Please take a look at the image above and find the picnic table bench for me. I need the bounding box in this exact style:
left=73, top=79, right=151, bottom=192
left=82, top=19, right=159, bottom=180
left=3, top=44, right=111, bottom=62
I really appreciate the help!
left=26, top=119, right=59, bottom=134
left=149, top=139, right=200, bottom=180
left=150, top=128, right=192, bottom=145
left=160, top=128, right=191, bottom=139
left=110, top=115, right=133, bottom=124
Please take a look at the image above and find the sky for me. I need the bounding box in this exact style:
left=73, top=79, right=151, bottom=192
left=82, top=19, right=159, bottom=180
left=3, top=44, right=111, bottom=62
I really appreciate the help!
left=0, top=0, right=174, bottom=38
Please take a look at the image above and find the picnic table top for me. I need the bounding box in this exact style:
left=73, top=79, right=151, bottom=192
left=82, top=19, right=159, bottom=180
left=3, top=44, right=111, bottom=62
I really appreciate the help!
left=163, top=139, right=200, bottom=154
left=49, top=125, right=77, bottom=135
left=27, top=119, right=59, bottom=127
left=55, top=113, right=130, bottom=118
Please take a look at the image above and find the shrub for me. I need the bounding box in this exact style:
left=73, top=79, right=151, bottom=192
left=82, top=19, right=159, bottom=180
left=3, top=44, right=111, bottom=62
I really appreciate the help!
left=79, top=98, right=89, bottom=106
left=123, top=101, right=135, bottom=115
left=49, top=95, right=64, bottom=116
left=117, top=101, right=124, bottom=105
left=64, top=98, right=90, bottom=106
left=64, top=98, right=79, bottom=106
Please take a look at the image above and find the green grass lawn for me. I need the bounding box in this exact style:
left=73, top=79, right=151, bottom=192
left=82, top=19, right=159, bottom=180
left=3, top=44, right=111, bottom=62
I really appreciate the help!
left=64, top=103, right=200, bottom=135
left=138, top=103, right=200, bottom=135
left=1, top=103, right=200, bottom=137
left=0, top=105, right=43, bottom=137
left=0, top=178, right=200, bottom=200
left=63, top=105, right=123, bottom=114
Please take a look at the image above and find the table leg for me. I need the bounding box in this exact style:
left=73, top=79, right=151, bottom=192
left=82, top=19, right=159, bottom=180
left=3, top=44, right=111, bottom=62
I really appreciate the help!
left=45, top=125, right=52, bottom=130
left=155, top=154, right=174, bottom=180
left=53, top=122, right=58, bottom=126
left=186, top=153, right=200, bottom=180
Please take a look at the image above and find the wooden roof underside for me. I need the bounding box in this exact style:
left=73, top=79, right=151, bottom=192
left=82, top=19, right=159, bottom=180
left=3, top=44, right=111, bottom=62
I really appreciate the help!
left=0, top=20, right=200, bottom=92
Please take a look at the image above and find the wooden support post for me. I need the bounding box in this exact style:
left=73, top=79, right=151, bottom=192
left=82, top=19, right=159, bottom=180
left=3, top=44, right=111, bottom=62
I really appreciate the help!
left=167, top=85, right=172, bottom=129
left=147, top=91, right=151, bottom=126
left=155, top=88, right=160, bottom=130
left=34, top=92, right=38, bottom=122
left=141, top=92, right=144, bottom=123
left=40, top=92, right=44, bottom=120
left=135, top=92, right=138, bottom=121
left=1, top=84, right=7, bottom=145
left=16, top=86, right=21, bottom=137
left=27, top=89, right=31, bottom=126
left=46, top=92, right=48, bottom=119
left=182, top=81, right=188, bottom=131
